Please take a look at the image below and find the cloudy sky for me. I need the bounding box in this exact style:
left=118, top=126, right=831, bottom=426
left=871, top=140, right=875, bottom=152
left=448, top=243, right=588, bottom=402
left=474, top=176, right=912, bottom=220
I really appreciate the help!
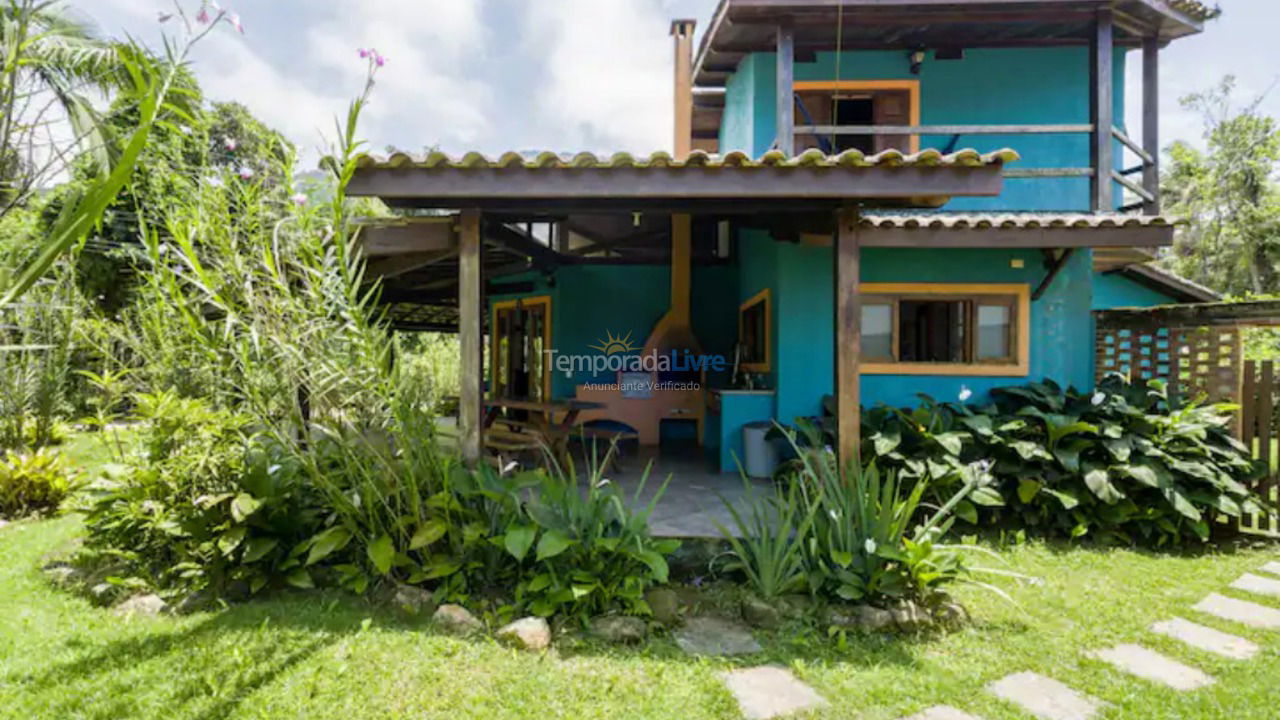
left=75, top=0, right=1278, bottom=165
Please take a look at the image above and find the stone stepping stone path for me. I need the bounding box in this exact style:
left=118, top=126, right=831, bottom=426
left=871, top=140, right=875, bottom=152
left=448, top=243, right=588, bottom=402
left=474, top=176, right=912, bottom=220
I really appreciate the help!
left=1259, top=561, right=1280, bottom=578
left=988, top=671, right=1104, bottom=720
left=1150, top=617, right=1259, bottom=660
left=1230, top=572, right=1280, bottom=599
left=900, top=705, right=984, bottom=720
left=720, top=666, right=828, bottom=720
left=1091, top=644, right=1214, bottom=691
left=675, top=616, right=762, bottom=656
left=1193, top=592, right=1280, bottom=629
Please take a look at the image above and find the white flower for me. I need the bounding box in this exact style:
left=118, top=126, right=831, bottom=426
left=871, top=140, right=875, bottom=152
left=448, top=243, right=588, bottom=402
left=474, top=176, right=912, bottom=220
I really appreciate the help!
left=224, top=137, right=238, bottom=151
left=958, top=385, right=973, bottom=402
left=864, top=538, right=878, bottom=555
left=1091, top=391, right=1106, bottom=406
left=596, top=478, right=612, bottom=488
left=501, top=460, right=518, bottom=475
left=238, top=166, right=254, bottom=180
left=291, top=193, right=308, bottom=206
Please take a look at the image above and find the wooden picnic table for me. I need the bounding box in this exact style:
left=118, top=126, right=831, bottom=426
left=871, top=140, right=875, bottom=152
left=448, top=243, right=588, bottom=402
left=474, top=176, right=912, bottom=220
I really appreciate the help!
left=482, top=398, right=606, bottom=467
left=483, top=397, right=604, bottom=429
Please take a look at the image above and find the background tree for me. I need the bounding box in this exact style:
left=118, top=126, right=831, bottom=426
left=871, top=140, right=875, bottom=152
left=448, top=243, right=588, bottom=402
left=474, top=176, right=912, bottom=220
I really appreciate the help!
left=1161, top=77, right=1280, bottom=295
left=64, top=97, right=293, bottom=312
left=1, top=0, right=132, bottom=216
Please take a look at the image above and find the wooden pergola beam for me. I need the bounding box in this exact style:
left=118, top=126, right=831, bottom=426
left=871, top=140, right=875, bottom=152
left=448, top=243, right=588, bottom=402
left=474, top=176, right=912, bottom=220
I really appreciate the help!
left=359, top=220, right=456, bottom=256
left=483, top=221, right=564, bottom=272
left=367, top=249, right=457, bottom=279
left=1096, top=300, right=1280, bottom=329
left=857, top=225, right=1174, bottom=248
left=347, top=165, right=1007, bottom=211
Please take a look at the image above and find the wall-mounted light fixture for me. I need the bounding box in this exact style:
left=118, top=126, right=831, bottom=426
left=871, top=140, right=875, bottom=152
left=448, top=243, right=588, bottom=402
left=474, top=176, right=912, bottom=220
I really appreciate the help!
left=908, top=48, right=927, bottom=75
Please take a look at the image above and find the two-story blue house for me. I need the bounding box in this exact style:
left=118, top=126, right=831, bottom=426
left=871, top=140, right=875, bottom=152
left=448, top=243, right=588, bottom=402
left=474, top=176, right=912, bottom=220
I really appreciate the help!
left=350, top=0, right=1220, bottom=477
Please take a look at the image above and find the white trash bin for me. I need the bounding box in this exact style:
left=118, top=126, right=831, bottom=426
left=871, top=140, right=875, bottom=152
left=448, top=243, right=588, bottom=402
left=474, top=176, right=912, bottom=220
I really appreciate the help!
left=742, top=421, right=779, bottom=478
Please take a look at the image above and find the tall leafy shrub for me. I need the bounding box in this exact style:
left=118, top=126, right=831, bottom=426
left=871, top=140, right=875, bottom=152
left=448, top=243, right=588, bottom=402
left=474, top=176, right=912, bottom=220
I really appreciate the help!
left=852, top=376, right=1268, bottom=545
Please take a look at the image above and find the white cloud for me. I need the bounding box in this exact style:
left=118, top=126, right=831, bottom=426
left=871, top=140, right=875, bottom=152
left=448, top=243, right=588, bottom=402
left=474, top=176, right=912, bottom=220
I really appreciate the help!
left=76, top=0, right=496, bottom=163
left=523, top=0, right=674, bottom=153
left=302, top=0, right=494, bottom=152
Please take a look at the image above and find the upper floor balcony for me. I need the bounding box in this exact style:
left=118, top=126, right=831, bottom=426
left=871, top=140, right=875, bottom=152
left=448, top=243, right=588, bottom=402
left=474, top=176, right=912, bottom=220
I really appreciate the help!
left=684, top=0, right=1218, bottom=215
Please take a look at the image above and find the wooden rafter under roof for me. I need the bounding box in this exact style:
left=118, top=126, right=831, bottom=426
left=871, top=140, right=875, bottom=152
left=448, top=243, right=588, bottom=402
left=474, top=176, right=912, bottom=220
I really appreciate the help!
left=693, top=0, right=1213, bottom=88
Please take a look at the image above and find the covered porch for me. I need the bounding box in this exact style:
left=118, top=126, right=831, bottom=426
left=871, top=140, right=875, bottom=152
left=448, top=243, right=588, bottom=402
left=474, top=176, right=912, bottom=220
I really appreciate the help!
left=348, top=147, right=1017, bottom=471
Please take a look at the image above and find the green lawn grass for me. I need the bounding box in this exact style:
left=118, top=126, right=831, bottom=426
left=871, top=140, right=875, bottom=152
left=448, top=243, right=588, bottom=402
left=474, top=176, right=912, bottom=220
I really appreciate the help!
left=2, top=434, right=1279, bottom=719
left=3, top=519, right=1279, bottom=719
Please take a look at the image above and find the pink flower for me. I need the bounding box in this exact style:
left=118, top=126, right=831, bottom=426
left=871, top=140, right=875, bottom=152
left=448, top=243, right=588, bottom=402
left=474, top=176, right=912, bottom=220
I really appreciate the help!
left=239, top=167, right=254, bottom=180
left=196, top=7, right=210, bottom=24
left=228, top=12, right=243, bottom=33
left=375, top=52, right=387, bottom=67
left=358, top=48, right=370, bottom=59
left=224, top=137, right=237, bottom=151
left=291, top=193, right=308, bottom=206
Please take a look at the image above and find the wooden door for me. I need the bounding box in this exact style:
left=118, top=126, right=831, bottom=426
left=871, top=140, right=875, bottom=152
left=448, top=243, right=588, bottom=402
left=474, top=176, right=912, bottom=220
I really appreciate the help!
left=873, top=90, right=912, bottom=153
left=491, top=297, right=550, bottom=402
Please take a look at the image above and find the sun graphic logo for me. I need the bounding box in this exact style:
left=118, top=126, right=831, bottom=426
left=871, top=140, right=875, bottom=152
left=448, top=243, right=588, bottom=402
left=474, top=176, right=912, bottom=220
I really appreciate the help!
left=589, top=330, right=639, bottom=356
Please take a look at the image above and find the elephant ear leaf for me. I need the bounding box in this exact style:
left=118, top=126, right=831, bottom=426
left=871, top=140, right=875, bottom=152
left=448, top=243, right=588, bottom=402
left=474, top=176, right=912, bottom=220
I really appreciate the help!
left=932, top=432, right=967, bottom=456
left=503, top=524, right=537, bottom=562
left=1083, top=466, right=1124, bottom=504
left=871, top=429, right=902, bottom=456
left=1162, top=485, right=1202, bottom=521
left=1017, top=479, right=1043, bottom=504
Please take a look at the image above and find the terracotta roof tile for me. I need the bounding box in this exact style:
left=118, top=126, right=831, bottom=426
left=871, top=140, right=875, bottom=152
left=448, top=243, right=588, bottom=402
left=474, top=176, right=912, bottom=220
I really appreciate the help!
left=353, top=148, right=1019, bottom=171
left=859, top=213, right=1181, bottom=230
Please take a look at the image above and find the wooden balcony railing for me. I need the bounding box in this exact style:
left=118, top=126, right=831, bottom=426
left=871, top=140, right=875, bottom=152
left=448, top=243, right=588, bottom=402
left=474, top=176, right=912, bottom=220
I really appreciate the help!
left=789, top=122, right=1160, bottom=214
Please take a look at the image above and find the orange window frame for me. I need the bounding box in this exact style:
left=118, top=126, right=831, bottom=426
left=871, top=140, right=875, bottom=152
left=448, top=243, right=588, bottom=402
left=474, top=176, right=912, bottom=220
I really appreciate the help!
left=792, top=79, right=922, bottom=153
left=858, top=283, right=1030, bottom=377
left=738, top=288, right=772, bottom=372
left=490, top=295, right=553, bottom=400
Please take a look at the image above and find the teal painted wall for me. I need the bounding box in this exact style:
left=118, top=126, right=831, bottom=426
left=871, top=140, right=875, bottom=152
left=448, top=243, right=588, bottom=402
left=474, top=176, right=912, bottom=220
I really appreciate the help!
left=492, top=261, right=739, bottom=401
left=716, top=392, right=777, bottom=473
left=491, top=244, right=1097, bottom=471
left=1092, top=271, right=1179, bottom=309
left=753, top=244, right=1096, bottom=421
left=719, top=47, right=1130, bottom=212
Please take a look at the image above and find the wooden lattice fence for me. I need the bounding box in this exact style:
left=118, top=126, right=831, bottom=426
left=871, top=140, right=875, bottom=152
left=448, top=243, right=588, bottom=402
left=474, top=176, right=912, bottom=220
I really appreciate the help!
left=1094, top=323, right=1242, bottom=408
left=1241, top=360, right=1280, bottom=537
left=1094, top=301, right=1280, bottom=538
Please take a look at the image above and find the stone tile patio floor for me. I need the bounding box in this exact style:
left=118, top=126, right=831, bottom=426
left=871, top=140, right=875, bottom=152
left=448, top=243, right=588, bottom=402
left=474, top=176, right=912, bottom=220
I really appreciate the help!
left=595, top=444, right=772, bottom=538
left=684, top=560, right=1280, bottom=720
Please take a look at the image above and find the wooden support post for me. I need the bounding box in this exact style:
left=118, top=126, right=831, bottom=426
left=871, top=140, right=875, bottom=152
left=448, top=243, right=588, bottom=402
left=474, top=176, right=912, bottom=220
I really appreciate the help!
left=1142, top=36, right=1161, bottom=215
left=459, top=210, right=484, bottom=465
left=835, top=208, right=861, bottom=469
left=1091, top=8, right=1114, bottom=212
left=776, top=22, right=795, bottom=156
